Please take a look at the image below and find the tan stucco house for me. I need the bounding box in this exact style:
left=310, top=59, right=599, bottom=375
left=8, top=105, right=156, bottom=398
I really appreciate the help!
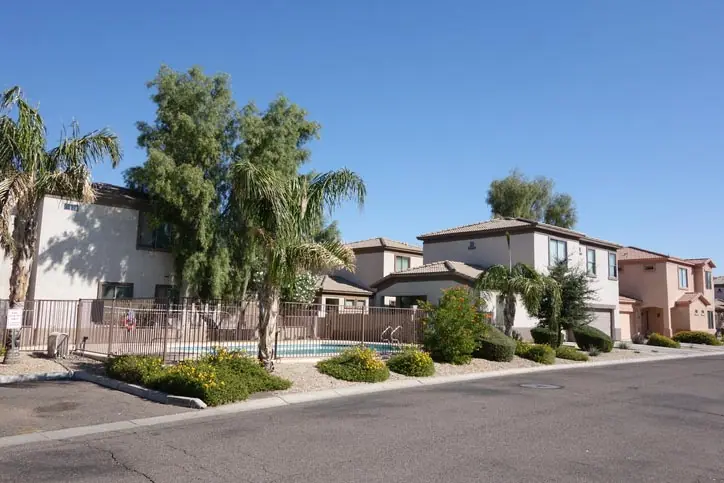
left=617, top=247, right=717, bottom=338
left=372, top=218, right=622, bottom=340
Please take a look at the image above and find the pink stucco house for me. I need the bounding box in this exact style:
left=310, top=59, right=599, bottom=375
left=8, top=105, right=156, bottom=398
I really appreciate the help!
left=617, top=247, right=716, bottom=339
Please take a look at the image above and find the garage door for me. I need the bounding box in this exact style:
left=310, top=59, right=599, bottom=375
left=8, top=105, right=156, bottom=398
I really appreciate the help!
left=589, top=309, right=613, bottom=337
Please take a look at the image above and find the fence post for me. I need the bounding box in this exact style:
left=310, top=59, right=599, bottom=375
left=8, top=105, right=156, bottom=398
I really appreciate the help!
left=107, top=298, right=116, bottom=355
left=162, top=302, right=171, bottom=362
left=360, top=307, right=365, bottom=344
left=74, top=300, right=83, bottom=350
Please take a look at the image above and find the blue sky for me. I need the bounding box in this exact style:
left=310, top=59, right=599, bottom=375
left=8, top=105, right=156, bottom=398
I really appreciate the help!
left=5, top=1, right=724, bottom=271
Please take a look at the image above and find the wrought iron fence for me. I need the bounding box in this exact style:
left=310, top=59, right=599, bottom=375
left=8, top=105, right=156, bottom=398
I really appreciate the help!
left=1, top=299, right=425, bottom=361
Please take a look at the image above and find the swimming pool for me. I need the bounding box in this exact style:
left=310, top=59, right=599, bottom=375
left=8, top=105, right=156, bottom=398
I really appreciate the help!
left=175, top=341, right=406, bottom=358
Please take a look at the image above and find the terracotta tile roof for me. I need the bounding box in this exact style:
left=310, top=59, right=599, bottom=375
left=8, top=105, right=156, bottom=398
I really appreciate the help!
left=684, top=258, right=716, bottom=268
left=675, top=292, right=711, bottom=306
left=619, top=294, right=641, bottom=304
left=714, top=276, right=724, bottom=286
left=345, top=237, right=422, bottom=253
left=317, top=275, right=372, bottom=296
left=618, top=247, right=691, bottom=265
left=370, top=260, right=484, bottom=288
left=417, top=217, right=621, bottom=248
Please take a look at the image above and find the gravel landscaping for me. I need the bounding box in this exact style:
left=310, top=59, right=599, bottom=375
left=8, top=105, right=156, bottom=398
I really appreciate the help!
left=0, top=352, right=104, bottom=378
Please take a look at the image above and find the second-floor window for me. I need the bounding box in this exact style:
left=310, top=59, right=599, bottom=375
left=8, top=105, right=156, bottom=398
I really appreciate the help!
left=137, top=212, right=172, bottom=250
left=678, top=267, right=688, bottom=289
left=549, top=239, right=567, bottom=266
left=395, top=256, right=410, bottom=272
left=708, top=311, right=715, bottom=329
left=705, top=271, right=712, bottom=290
left=101, top=282, right=134, bottom=300
left=608, top=252, right=617, bottom=279
left=586, top=248, right=596, bottom=276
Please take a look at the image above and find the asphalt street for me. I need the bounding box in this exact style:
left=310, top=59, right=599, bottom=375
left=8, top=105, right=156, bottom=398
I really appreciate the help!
left=1, top=356, right=723, bottom=483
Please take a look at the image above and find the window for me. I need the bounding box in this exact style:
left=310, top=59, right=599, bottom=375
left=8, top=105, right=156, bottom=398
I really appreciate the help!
left=396, top=295, right=427, bottom=308
left=468, top=241, right=476, bottom=250
left=708, top=311, right=715, bottom=329
left=137, top=212, right=172, bottom=250
left=100, top=282, right=134, bottom=300
left=395, top=256, right=410, bottom=272
left=154, top=285, right=178, bottom=304
left=548, top=239, right=567, bottom=266
left=608, top=252, right=617, bottom=279
left=63, top=203, right=79, bottom=212
left=644, top=265, right=655, bottom=272
left=344, top=299, right=355, bottom=307
left=586, top=248, right=596, bottom=276
left=355, top=300, right=365, bottom=308
left=678, top=267, right=688, bottom=289
left=706, top=271, right=712, bottom=290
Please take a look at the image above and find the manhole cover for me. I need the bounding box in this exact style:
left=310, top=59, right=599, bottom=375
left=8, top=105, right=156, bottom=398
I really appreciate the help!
left=519, top=383, right=562, bottom=389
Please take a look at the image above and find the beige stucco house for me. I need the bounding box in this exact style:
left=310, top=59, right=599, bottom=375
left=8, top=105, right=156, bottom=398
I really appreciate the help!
left=618, top=247, right=716, bottom=338
left=372, top=218, right=622, bottom=339
left=0, top=183, right=175, bottom=302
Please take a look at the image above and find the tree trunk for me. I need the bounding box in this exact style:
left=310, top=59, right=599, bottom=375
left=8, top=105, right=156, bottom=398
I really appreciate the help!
left=503, top=293, right=516, bottom=336
left=4, top=206, right=38, bottom=364
left=257, top=281, right=280, bottom=372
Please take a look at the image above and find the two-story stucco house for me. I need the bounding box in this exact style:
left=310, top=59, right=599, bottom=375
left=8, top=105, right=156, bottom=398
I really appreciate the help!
left=372, top=218, right=622, bottom=339
left=617, top=247, right=716, bottom=338
left=326, top=237, right=423, bottom=309
left=0, top=183, right=175, bottom=302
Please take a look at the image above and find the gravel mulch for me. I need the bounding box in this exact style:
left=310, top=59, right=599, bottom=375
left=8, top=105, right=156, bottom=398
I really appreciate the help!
left=0, top=352, right=104, bottom=378
left=273, top=362, right=409, bottom=394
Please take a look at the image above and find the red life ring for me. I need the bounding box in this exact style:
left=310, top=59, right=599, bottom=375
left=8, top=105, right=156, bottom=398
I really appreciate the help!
left=124, top=316, right=136, bottom=331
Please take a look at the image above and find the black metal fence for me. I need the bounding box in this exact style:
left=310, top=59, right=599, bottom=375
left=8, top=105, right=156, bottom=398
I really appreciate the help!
left=1, top=299, right=425, bottom=361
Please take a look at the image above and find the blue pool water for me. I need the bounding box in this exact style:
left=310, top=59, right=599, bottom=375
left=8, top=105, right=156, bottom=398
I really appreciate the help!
left=176, top=342, right=404, bottom=358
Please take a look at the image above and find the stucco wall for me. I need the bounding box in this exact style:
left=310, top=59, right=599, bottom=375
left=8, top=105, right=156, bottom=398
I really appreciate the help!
left=0, top=254, right=10, bottom=300
left=382, top=251, right=423, bottom=277
left=30, top=196, right=174, bottom=300
left=618, top=262, right=670, bottom=309
left=422, top=232, right=535, bottom=267
left=374, top=280, right=469, bottom=306
left=335, top=251, right=382, bottom=289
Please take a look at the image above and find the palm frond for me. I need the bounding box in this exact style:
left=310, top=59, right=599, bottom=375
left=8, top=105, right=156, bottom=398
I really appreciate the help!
left=282, top=240, right=356, bottom=277
left=475, top=264, right=511, bottom=293
left=46, top=124, right=122, bottom=173
left=305, top=168, right=366, bottom=220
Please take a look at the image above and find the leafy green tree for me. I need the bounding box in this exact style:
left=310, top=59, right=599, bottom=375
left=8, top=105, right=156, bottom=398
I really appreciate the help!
left=0, top=87, right=121, bottom=362
left=125, top=66, right=240, bottom=299
left=475, top=234, right=560, bottom=336
left=486, top=169, right=577, bottom=228
left=231, top=163, right=365, bottom=368
left=537, top=261, right=597, bottom=345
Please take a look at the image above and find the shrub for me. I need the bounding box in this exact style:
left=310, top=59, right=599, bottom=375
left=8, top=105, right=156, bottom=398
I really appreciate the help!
left=647, top=333, right=680, bottom=348
left=317, top=346, right=390, bottom=382
left=617, top=341, right=632, bottom=350
left=530, top=326, right=563, bottom=347
left=515, top=340, right=532, bottom=357
left=152, top=361, right=249, bottom=406
left=672, top=331, right=722, bottom=346
left=387, top=349, right=435, bottom=377
left=518, top=344, right=555, bottom=365
left=572, top=325, right=613, bottom=353
left=201, top=348, right=291, bottom=393
left=474, top=326, right=516, bottom=362
left=421, top=287, right=486, bottom=365
left=555, top=345, right=589, bottom=361
left=105, top=355, right=163, bottom=386
left=631, top=333, right=646, bottom=344
left=588, top=347, right=601, bottom=357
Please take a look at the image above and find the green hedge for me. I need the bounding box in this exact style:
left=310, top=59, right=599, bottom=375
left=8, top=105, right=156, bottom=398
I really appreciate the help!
left=518, top=344, right=556, bottom=365
left=105, top=349, right=291, bottom=406
left=530, top=326, right=562, bottom=347
left=572, top=325, right=613, bottom=353
left=647, top=333, right=680, bottom=348
left=672, top=331, right=721, bottom=346
left=317, top=346, right=390, bottom=382
left=387, top=349, right=435, bottom=377
left=555, top=345, right=589, bottom=361
left=474, top=326, right=516, bottom=362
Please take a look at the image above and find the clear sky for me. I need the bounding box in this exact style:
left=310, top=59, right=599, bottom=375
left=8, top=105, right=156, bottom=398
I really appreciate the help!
left=4, top=1, right=724, bottom=271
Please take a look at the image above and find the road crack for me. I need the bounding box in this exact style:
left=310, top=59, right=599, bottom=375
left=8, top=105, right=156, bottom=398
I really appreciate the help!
left=85, top=442, right=157, bottom=482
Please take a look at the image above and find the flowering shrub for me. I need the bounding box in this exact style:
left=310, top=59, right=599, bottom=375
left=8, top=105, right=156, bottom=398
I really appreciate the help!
left=555, top=345, right=589, bottom=361
left=647, top=333, right=680, bottom=348
left=421, top=286, right=487, bottom=365
left=672, top=331, right=721, bottom=346
left=518, top=343, right=556, bottom=365
left=316, top=346, right=390, bottom=382
left=387, top=348, right=435, bottom=377
left=105, top=347, right=291, bottom=406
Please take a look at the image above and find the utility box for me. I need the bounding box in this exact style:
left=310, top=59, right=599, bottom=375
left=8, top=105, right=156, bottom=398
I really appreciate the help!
left=47, top=332, right=69, bottom=358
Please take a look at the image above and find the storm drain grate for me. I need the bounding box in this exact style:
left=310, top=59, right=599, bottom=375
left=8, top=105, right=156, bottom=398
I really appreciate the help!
left=519, top=383, right=562, bottom=389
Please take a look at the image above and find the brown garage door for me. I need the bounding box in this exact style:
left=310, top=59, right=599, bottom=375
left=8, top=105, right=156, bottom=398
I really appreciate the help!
left=589, top=309, right=613, bottom=337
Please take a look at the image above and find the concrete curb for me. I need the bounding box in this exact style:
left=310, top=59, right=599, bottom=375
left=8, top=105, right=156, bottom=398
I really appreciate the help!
left=0, top=371, right=72, bottom=385
left=71, top=371, right=207, bottom=409
left=0, top=350, right=721, bottom=449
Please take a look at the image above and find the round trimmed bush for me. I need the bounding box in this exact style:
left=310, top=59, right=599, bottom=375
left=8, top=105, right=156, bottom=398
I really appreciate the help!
left=387, top=349, right=435, bottom=377
left=105, top=355, right=163, bottom=386
left=672, top=331, right=721, bottom=346
left=555, top=345, right=589, bottom=361
left=647, top=333, right=680, bottom=348
left=530, top=326, right=563, bottom=347
left=572, top=325, right=613, bottom=353
left=317, top=346, right=390, bottom=382
left=474, top=326, right=516, bottom=362
left=519, top=344, right=556, bottom=365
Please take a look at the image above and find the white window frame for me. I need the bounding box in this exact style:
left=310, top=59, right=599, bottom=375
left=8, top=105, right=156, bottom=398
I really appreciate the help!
left=705, top=271, right=712, bottom=290
left=678, top=267, right=688, bottom=289
left=548, top=238, right=568, bottom=267
left=608, top=252, right=618, bottom=280
left=394, top=255, right=411, bottom=272
left=586, top=248, right=596, bottom=276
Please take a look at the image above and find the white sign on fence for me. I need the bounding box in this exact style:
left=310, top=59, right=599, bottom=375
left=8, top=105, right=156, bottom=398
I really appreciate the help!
left=6, top=309, right=23, bottom=330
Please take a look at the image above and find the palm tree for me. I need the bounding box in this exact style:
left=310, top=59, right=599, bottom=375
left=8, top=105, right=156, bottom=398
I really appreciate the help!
left=231, top=161, right=365, bottom=370
left=475, top=233, right=559, bottom=336
left=0, top=87, right=121, bottom=361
